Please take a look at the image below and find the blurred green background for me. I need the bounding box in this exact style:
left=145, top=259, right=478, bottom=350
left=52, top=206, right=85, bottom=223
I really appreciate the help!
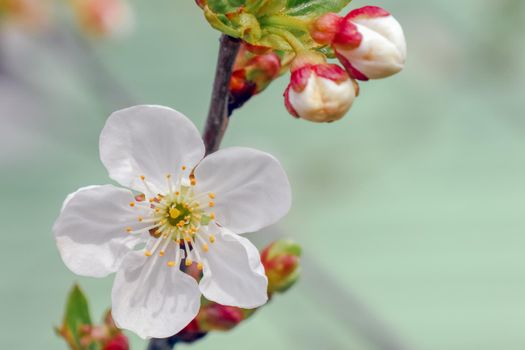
left=1, top=0, right=525, bottom=349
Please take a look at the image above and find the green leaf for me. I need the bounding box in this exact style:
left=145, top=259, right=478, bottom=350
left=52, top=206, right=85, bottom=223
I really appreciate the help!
left=60, top=284, right=93, bottom=350
left=284, top=0, right=351, bottom=17
left=207, top=0, right=246, bottom=14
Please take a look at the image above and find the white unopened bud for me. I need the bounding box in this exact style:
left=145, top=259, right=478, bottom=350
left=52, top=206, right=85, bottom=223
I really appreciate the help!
left=284, top=59, right=358, bottom=123
left=333, top=6, right=406, bottom=80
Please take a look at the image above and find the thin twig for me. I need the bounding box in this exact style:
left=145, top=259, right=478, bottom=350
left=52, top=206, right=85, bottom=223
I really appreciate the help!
left=202, top=34, right=241, bottom=155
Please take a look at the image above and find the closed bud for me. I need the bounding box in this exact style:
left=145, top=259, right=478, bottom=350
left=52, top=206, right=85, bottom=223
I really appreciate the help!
left=198, top=302, right=245, bottom=332
left=311, top=6, right=406, bottom=80
left=229, top=43, right=282, bottom=111
left=284, top=52, right=358, bottom=123
left=103, top=333, right=129, bottom=350
left=261, top=240, right=302, bottom=294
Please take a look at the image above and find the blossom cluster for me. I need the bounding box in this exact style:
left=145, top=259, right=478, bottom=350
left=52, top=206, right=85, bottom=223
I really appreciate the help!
left=207, top=4, right=407, bottom=123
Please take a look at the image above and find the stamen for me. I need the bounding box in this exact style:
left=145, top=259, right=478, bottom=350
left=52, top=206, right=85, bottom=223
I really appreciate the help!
left=208, top=201, right=215, bottom=207
left=129, top=202, right=135, bottom=207
left=208, top=193, right=215, bottom=199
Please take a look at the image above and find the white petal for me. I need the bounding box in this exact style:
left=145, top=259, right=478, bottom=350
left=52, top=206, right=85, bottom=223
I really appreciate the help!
left=53, top=185, right=150, bottom=278
left=193, top=147, right=291, bottom=233
left=112, top=252, right=201, bottom=339
left=199, top=227, right=268, bottom=308
left=99, top=105, right=205, bottom=194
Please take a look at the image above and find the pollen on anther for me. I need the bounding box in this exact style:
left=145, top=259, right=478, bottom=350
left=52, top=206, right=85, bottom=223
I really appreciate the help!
left=138, top=216, right=143, bottom=222
left=144, top=250, right=152, bottom=257
left=185, top=258, right=193, bottom=266
left=181, top=166, right=187, bottom=171
left=202, top=243, right=209, bottom=252
left=191, top=179, right=197, bottom=186
left=140, top=175, right=146, bottom=181
left=167, top=261, right=176, bottom=267
left=209, top=235, right=216, bottom=243
left=126, top=227, right=132, bottom=233
left=197, top=263, right=204, bottom=271
left=129, top=202, right=135, bottom=207
left=209, top=192, right=216, bottom=199
left=166, top=173, right=172, bottom=179
left=159, top=251, right=165, bottom=257
left=208, top=201, right=215, bottom=207
left=210, top=212, right=215, bottom=220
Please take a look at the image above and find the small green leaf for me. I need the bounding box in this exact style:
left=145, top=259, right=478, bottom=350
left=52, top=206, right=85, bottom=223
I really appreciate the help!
left=284, top=0, right=351, bottom=17
left=60, top=284, right=93, bottom=350
left=207, top=0, right=246, bottom=14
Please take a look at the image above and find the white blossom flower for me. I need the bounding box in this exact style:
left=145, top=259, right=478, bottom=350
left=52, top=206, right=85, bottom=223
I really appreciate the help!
left=53, top=105, right=291, bottom=339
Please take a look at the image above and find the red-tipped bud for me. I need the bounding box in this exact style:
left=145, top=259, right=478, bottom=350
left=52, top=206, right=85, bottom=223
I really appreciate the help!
left=284, top=53, right=358, bottom=123
left=103, top=333, right=129, bottom=350
left=261, top=240, right=302, bottom=294
left=194, top=0, right=206, bottom=9
left=311, top=6, right=406, bottom=81
left=230, top=44, right=282, bottom=111
left=198, top=303, right=244, bottom=332
left=309, top=13, right=342, bottom=45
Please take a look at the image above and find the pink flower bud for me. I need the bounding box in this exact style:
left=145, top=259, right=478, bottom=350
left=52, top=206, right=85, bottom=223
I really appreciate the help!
left=261, top=240, right=301, bottom=294
left=284, top=54, right=358, bottom=123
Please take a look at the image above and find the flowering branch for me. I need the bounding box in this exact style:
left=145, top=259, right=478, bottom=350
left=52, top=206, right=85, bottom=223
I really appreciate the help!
left=202, top=34, right=241, bottom=155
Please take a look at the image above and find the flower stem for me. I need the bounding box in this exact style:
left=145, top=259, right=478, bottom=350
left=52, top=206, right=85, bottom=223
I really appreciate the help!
left=202, top=34, right=242, bottom=155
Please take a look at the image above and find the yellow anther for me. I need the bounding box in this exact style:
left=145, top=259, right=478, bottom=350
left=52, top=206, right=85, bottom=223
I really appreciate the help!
left=185, top=236, right=191, bottom=242
left=167, top=261, right=176, bottom=267
left=202, top=244, right=209, bottom=252
left=197, top=263, right=204, bottom=271
left=149, top=198, right=155, bottom=203
left=210, top=212, right=215, bottom=220
left=182, top=166, right=187, bottom=171
left=155, top=208, right=161, bottom=213
left=144, top=250, right=152, bottom=257
left=208, top=201, right=215, bottom=207
left=129, top=202, right=135, bottom=207
left=209, top=193, right=215, bottom=199
left=209, top=235, right=216, bottom=243
left=175, top=191, right=180, bottom=196
left=140, top=175, right=145, bottom=181
left=166, top=173, right=172, bottom=179
left=185, top=258, right=193, bottom=266
left=138, top=216, right=143, bottom=222
left=126, top=227, right=132, bottom=233
left=190, top=179, right=197, bottom=186
left=159, top=251, right=165, bottom=257
left=169, top=207, right=181, bottom=219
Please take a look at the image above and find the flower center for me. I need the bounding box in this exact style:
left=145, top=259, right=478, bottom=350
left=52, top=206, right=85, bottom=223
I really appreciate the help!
left=126, top=170, right=217, bottom=271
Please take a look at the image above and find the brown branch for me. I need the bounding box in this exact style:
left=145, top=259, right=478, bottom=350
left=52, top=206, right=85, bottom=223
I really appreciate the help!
left=202, top=34, right=241, bottom=155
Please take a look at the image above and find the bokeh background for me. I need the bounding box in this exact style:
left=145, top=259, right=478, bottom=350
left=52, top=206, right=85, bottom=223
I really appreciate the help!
left=1, top=0, right=525, bottom=349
